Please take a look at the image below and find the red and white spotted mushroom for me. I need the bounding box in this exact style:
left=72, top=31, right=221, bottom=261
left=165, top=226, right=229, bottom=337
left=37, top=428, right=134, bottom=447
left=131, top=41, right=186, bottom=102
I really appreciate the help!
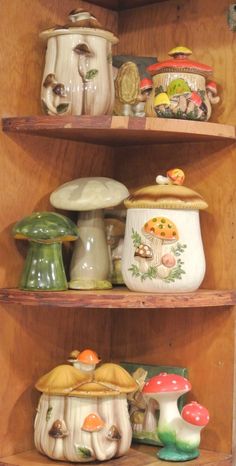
left=206, top=81, right=220, bottom=104
left=176, top=402, right=210, bottom=451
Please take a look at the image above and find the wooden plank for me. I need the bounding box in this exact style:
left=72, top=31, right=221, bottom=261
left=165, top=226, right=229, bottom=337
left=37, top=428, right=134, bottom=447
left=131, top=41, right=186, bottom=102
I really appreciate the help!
left=2, top=116, right=235, bottom=146
left=0, top=447, right=232, bottom=466
left=86, top=0, right=170, bottom=10
left=0, top=288, right=235, bottom=308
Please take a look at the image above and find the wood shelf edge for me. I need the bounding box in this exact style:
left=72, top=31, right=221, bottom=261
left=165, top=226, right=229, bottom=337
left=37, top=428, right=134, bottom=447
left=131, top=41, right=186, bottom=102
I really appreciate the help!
left=0, top=447, right=232, bottom=466
left=0, top=288, right=235, bottom=308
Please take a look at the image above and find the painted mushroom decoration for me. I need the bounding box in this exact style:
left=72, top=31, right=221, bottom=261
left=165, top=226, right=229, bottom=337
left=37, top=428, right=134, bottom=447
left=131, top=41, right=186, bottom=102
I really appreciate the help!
left=50, top=177, right=129, bottom=290
left=142, top=373, right=209, bottom=462
left=68, top=348, right=101, bottom=373
left=34, top=357, right=137, bottom=462
left=13, top=212, right=78, bottom=290
left=122, top=169, right=208, bottom=292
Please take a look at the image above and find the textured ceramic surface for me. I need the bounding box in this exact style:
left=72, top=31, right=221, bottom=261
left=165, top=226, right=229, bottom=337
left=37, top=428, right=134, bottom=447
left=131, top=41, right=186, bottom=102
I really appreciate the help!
left=146, top=46, right=220, bottom=121
left=40, top=10, right=118, bottom=116
left=122, top=171, right=207, bottom=293
left=13, top=212, right=78, bottom=291
left=34, top=354, right=136, bottom=462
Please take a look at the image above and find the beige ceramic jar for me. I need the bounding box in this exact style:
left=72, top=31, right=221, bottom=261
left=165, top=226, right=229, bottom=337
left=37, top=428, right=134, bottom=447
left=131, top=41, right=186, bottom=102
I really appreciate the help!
left=40, top=9, right=118, bottom=116
left=122, top=170, right=208, bottom=293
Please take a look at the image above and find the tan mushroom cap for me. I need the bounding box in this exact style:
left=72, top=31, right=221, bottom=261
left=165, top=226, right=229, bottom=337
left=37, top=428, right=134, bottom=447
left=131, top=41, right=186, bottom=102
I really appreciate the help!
left=50, top=177, right=129, bottom=212
left=125, top=185, right=208, bottom=210
left=94, top=363, right=138, bottom=393
left=35, top=364, right=91, bottom=394
left=70, top=381, right=121, bottom=398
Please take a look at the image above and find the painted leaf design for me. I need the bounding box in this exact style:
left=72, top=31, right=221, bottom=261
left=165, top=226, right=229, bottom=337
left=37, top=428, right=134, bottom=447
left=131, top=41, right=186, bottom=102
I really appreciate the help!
left=46, top=406, right=53, bottom=421
left=85, top=69, right=98, bottom=81
left=74, top=445, right=93, bottom=458
left=56, top=103, right=70, bottom=114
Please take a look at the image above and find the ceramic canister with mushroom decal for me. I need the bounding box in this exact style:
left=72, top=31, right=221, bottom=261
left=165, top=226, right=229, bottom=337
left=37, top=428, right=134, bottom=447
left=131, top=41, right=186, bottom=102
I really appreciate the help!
left=145, top=46, right=220, bottom=121
left=122, top=169, right=208, bottom=293
left=39, top=9, right=118, bottom=116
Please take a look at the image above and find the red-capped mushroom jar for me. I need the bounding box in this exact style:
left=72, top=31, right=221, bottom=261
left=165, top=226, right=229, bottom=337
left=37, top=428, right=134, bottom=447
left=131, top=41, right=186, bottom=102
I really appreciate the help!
left=146, top=46, right=220, bottom=121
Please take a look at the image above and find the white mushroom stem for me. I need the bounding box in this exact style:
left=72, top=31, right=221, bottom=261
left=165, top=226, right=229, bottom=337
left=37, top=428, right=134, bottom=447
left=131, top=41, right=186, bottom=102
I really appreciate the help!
left=152, top=238, right=163, bottom=266
left=52, top=438, right=64, bottom=459
left=113, top=395, right=132, bottom=457
left=176, top=418, right=202, bottom=449
left=144, top=392, right=182, bottom=435
left=143, top=398, right=159, bottom=432
left=71, top=360, right=96, bottom=373
left=207, top=91, right=220, bottom=105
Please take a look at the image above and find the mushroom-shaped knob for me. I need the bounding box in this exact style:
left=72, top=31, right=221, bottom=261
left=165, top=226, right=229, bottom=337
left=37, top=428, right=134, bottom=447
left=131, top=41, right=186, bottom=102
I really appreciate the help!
left=166, top=168, right=185, bottom=185
left=13, top=212, right=78, bottom=291
left=181, top=401, right=210, bottom=427
left=168, top=46, right=192, bottom=60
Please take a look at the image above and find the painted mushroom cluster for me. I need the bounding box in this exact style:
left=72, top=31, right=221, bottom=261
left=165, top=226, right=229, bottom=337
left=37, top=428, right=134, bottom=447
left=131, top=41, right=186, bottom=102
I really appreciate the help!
left=34, top=350, right=137, bottom=462
left=142, top=373, right=209, bottom=462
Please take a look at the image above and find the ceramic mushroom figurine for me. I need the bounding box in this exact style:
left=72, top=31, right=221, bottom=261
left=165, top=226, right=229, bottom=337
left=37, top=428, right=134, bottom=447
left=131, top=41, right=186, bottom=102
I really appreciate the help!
left=50, top=177, right=129, bottom=290
left=34, top=357, right=137, bottom=462
left=122, top=169, right=208, bottom=292
left=13, top=212, right=78, bottom=290
left=40, top=9, right=118, bottom=116
left=68, top=349, right=101, bottom=373
left=142, top=373, right=209, bottom=462
left=146, top=46, right=220, bottom=121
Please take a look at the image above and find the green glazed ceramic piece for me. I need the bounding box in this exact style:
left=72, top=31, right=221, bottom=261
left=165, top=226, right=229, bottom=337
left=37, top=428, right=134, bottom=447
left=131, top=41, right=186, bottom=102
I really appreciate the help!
left=158, top=445, right=199, bottom=462
left=69, top=278, right=112, bottom=290
left=13, top=212, right=79, bottom=291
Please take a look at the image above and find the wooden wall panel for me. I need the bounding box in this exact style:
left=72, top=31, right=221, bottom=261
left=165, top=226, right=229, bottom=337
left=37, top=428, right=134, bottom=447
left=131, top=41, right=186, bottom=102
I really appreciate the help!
left=0, top=0, right=117, bottom=457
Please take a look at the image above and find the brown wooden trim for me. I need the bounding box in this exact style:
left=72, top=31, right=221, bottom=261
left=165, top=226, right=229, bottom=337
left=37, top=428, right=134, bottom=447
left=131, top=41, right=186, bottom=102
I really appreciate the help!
left=0, top=288, right=235, bottom=308
left=86, top=0, right=169, bottom=10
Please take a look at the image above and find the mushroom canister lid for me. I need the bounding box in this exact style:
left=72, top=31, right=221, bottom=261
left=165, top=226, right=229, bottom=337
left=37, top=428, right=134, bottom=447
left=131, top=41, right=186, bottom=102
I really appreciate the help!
left=124, top=169, right=208, bottom=210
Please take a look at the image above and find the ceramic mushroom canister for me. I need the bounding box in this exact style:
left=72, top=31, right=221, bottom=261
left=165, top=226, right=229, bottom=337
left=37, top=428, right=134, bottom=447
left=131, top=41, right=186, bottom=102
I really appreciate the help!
left=12, top=212, right=78, bottom=291
left=142, top=373, right=210, bottom=461
left=34, top=350, right=137, bottom=462
left=145, top=46, right=220, bottom=121
left=40, top=9, right=118, bottom=116
left=50, top=177, right=129, bottom=290
left=122, top=169, right=208, bottom=292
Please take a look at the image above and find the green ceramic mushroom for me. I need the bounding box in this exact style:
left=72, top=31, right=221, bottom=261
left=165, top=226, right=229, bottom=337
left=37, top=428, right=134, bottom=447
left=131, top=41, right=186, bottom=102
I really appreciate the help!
left=13, top=212, right=79, bottom=291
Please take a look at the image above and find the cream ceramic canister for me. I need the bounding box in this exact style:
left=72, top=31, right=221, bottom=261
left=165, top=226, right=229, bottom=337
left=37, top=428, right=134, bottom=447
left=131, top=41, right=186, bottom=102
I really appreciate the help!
left=145, top=46, right=220, bottom=121
left=34, top=349, right=137, bottom=462
left=39, top=9, right=118, bottom=116
left=122, top=169, right=208, bottom=293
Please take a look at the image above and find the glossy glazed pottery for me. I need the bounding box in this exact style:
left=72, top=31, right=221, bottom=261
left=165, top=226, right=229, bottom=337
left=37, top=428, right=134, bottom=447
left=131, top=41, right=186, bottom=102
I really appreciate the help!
left=122, top=169, right=208, bottom=293
left=142, top=373, right=209, bottom=461
left=40, top=9, right=118, bottom=116
left=146, top=46, right=220, bottom=121
left=34, top=351, right=137, bottom=462
left=50, top=177, right=129, bottom=290
left=13, top=212, right=78, bottom=291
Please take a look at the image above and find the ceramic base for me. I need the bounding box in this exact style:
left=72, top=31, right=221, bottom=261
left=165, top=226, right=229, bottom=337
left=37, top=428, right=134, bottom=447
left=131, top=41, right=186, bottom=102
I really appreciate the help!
left=158, top=445, right=199, bottom=462
left=69, top=278, right=112, bottom=290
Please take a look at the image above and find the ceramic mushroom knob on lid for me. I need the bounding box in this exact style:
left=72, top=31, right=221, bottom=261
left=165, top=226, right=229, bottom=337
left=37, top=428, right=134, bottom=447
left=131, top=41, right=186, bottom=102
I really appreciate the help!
left=50, top=177, right=129, bottom=290
left=146, top=46, right=220, bottom=121
left=122, top=169, right=208, bottom=293
left=13, top=212, right=78, bottom=291
left=39, top=9, right=118, bottom=117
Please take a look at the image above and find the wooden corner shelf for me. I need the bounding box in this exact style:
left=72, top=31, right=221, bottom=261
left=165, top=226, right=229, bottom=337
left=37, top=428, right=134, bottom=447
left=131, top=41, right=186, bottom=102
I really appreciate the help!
left=0, top=288, right=235, bottom=308
left=2, top=116, right=235, bottom=146
left=86, top=0, right=170, bottom=9
left=0, top=446, right=232, bottom=466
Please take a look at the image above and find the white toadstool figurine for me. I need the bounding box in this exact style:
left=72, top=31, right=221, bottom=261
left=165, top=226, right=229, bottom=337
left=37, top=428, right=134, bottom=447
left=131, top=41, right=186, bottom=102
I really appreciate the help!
left=50, top=177, right=129, bottom=289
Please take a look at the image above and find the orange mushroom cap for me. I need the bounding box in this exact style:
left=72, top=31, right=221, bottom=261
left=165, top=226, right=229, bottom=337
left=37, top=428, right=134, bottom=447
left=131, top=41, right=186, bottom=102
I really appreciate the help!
left=143, top=217, right=179, bottom=242
left=77, top=349, right=101, bottom=365
left=82, top=413, right=105, bottom=432
left=167, top=168, right=185, bottom=186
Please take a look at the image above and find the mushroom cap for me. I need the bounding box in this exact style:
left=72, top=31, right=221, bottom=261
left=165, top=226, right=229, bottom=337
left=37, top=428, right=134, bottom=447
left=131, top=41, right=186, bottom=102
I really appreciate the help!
left=142, top=372, right=191, bottom=395
left=49, top=419, right=69, bottom=438
left=140, top=77, right=153, bottom=91
left=35, top=364, right=91, bottom=394
left=206, top=81, right=217, bottom=94
left=154, top=93, right=170, bottom=107
left=181, top=401, right=210, bottom=427
left=167, top=168, right=185, bottom=186
left=76, top=349, right=101, bottom=365
left=135, top=243, right=153, bottom=259
left=168, top=46, right=193, bottom=57
left=189, top=91, right=203, bottom=107
left=50, top=177, right=129, bottom=211
left=70, top=381, right=120, bottom=397
left=13, top=212, right=78, bottom=243
left=94, top=363, right=137, bottom=393
left=124, top=184, right=208, bottom=210
left=143, top=217, right=179, bottom=242
left=82, top=413, right=105, bottom=432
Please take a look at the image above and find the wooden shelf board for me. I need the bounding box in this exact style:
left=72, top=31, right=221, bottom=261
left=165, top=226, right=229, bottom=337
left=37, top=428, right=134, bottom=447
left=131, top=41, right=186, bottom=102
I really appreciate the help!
left=2, top=116, right=235, bottom=146
left=0, top=447, right=232, bottom=466
left=0, top=288, right=235, bottom=308
left=86, top=0, right=170, bottom=10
